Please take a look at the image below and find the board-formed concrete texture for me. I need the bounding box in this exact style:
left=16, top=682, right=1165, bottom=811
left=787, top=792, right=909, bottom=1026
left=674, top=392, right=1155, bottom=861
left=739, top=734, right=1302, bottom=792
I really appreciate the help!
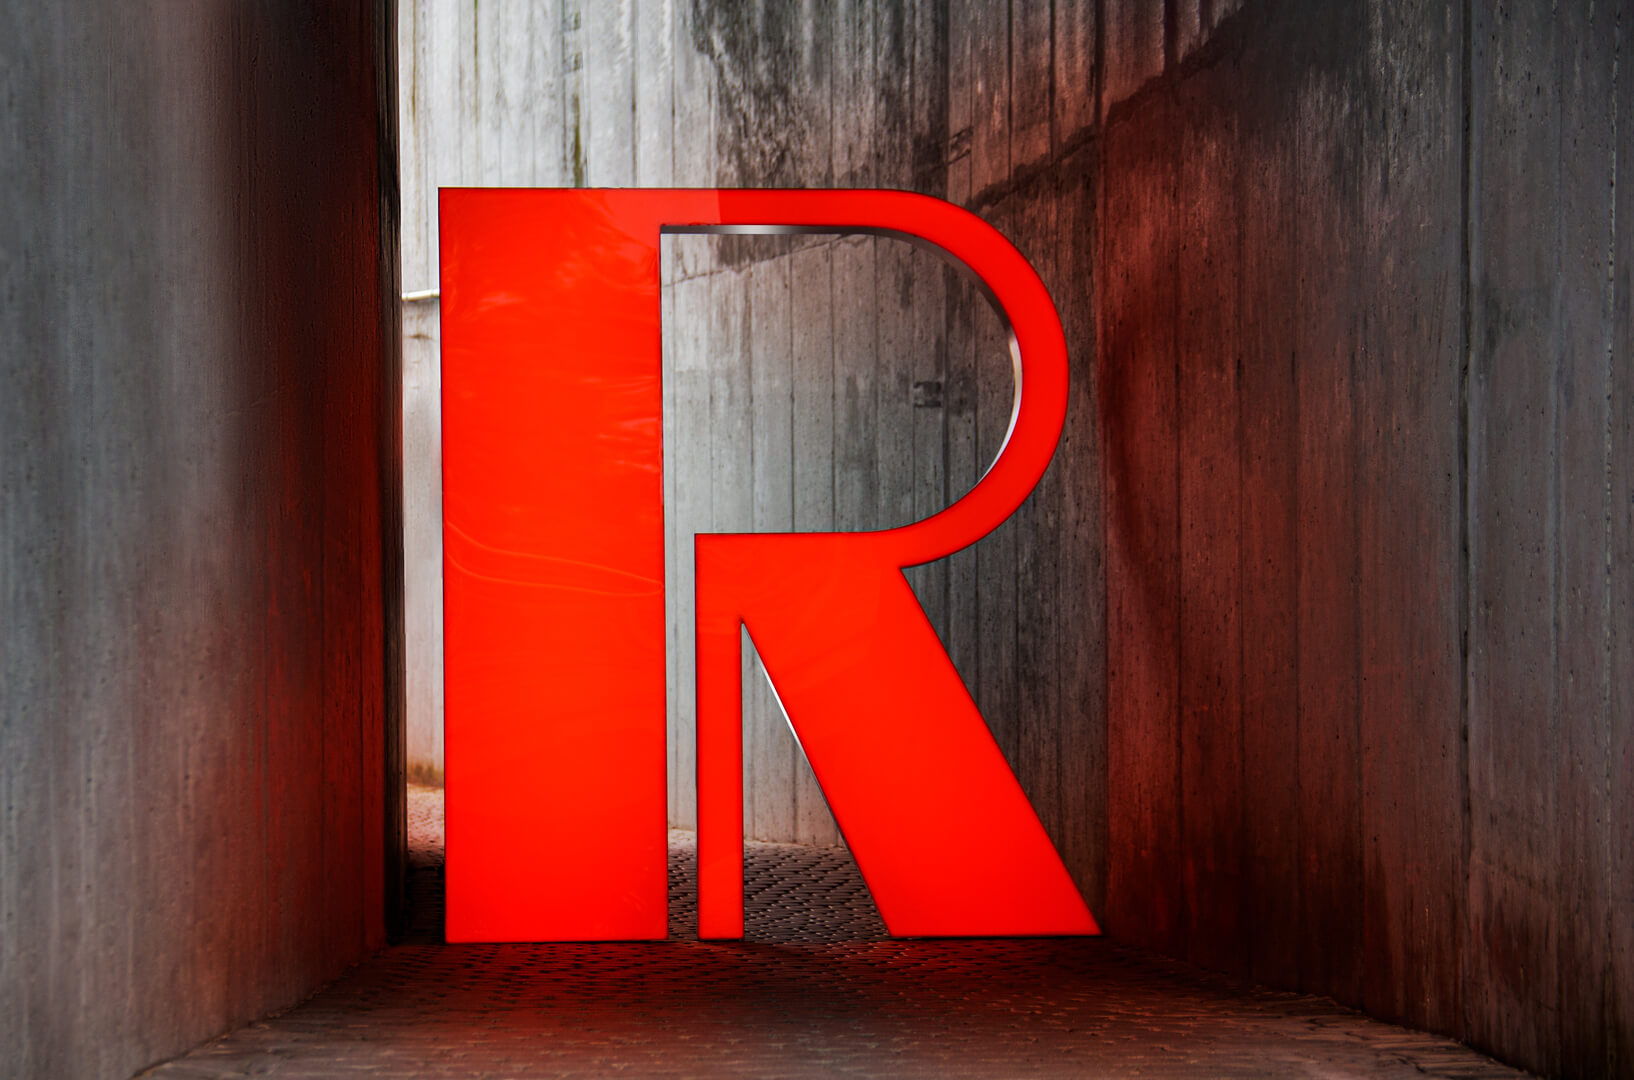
left=4, top=1, right=1628, bottom=1078
left=0, top=4, right=403, bottom=1078
left=397, top=2, right=1631, bottom=1075
left=1096, top=3, right=1634, bottom=1077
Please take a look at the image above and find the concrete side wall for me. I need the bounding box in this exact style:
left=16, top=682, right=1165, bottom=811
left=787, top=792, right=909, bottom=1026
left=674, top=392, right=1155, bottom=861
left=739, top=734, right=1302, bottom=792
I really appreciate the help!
left=1098, top=2, right=1633, bottom=1075
left=0, top=4, right=402, bottom=1078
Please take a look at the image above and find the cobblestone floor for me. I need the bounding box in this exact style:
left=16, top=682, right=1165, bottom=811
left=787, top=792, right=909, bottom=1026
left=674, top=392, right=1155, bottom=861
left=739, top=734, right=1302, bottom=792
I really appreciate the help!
left=141, top=787, right=1529, bottom=1079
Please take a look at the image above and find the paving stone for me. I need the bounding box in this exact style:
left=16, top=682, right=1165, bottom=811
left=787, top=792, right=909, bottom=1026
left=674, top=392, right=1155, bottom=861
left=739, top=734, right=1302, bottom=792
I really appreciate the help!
left=139, top=787, right=1530, bottom=1079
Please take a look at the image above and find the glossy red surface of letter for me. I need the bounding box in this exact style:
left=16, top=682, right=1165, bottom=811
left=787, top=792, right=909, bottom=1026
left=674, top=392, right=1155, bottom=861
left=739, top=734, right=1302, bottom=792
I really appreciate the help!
left=441, top=191, right=670, bottom=941
left=441, top=189, right=1099, bottom=942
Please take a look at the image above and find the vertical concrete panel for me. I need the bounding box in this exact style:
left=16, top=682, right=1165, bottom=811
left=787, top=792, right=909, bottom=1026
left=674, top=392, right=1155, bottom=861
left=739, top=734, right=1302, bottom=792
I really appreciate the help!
left=474, top=2, right=509, bottom=185
left=1615, top=403, right=1634, bottom=1067
left=909, top=0, right=949, bottom=194
left=1100, top=95, right=1184, bottom=955
left=1172, top=0, right=1203, bottom=62
left=874, top=0, right=913, bottom=191
left=833, top=0, right=877, bottom=186
left=1234, top=41, right=1301, bottom=989
left=1550, top=8, right=1619, bottom=1074
left=803, top=0, right=840, bottom=184
left=402, top=298, right=443, bottom=782
left=364, top=0, right=401, bottom=937
left=1010, top=0, right=1052, bottom=170
left=1054, top=144, right=1108, bottom=911
left=0, top=4, right=398, bottom=1077
left=877, top=240, right=918, bottom=534
left=561, top=0, right=588, bottom=186
left=377, top=8, right=407, bottom=947
left=903, top=0, right=952, bottom=575
left=1015, top=190, right=1065, bottom=861
left=746, top=259, right=797, bottom=841
left=1354, top=0, right=1466, bottom=1034
left=585, top=0, right=636, bottom=185
left=1611, top=12, right=1634, bottom=1063
left=1053, top=0, right=1098, bottom=146
left=942, top=263, right=984, bottom=769
left=261, top=197, right=333, bottom=998
left=944, top=263, right=1014, bottom=747
left=635, top=0, right=674, bottom=187
left=947, top=0, right=975, bottom=203
left=1175, top=73, right=1246, bottom=975
left=833, top=237, right=880, bottom=536
left=323, top=276, right=368, bottom=967
left=671, top=0, right=715, bottom=196
left=907, top=244, right=950, bottom=647
left=944, top=0, right=981, bottom=731
left=1292, top=68, right=1365, bottom=1007
left=692, top=1, right=834, bottom=194
left=883, top=0, right=948, bottom=648
left=398, top=0, right=430, bottom=291
left=1467, top=5, right=1563, bottom=1067
left=400, top=0, right=461, bottom=783
left=1102, top=0, right=1164, bottom=113
left=974, top=207, right=1022, bottom=773
left=496, top=0, right=565, bottom=187
left=425, top=0, right=473, bottom=271
left=969, top=0, right=1009, bottom=194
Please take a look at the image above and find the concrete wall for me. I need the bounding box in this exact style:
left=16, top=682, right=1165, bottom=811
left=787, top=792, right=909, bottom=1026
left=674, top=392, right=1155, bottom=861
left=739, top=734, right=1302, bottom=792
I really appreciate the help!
left=1097, top=1, right=1633, bottom=1076
left=0, top=4, right=403, bottom=1078
left=398, top=2, right=1628, bottom=1073
left=398, top=0, right=1106, bottom=900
